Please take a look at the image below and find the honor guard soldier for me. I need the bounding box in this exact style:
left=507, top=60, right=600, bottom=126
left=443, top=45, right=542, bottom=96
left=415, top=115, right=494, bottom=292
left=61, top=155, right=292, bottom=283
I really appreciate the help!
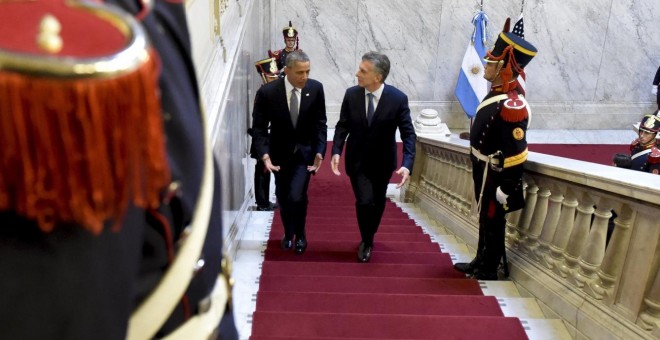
left=0, top=1, right=237, bottom=339
left=454, top=19, right=538, bottom=280
left=268, top=21, right=299, bottom=74
left=613, top=112, right=660, bottom=174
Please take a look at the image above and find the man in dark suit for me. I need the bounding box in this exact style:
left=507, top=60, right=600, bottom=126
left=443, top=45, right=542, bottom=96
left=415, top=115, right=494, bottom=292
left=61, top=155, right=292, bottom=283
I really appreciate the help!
left=252, top=50, right=327, bottom=254
left=331, top=51, right=416, bottom=263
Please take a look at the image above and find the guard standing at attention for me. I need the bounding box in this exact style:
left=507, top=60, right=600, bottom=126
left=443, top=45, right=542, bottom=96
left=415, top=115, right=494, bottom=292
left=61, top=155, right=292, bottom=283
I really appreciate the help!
left=453, top=19, right=538, bottom=280
left=268, top=21, right=299, bottom=74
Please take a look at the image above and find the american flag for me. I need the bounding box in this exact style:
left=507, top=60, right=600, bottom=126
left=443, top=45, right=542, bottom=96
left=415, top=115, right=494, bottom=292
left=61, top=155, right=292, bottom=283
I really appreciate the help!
left=512, top=13, right=526, bottom=93
left=512, top=14, right=524, bottom=38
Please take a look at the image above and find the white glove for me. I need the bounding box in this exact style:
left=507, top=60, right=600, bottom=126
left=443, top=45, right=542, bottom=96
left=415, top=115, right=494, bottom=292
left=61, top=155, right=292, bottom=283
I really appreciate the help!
left=495, top=187, right=509, bottom=205
left=653, top=85, right=658, bottom=95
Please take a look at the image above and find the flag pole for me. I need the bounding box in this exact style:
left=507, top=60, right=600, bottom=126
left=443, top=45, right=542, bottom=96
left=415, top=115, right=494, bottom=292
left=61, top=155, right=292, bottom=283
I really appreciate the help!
left=520, top=0, right=525, bottom=14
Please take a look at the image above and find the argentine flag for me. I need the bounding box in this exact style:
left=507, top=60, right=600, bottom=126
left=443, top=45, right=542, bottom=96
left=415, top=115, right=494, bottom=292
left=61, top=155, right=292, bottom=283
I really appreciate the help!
left=455, top=11, right=488, bottom=119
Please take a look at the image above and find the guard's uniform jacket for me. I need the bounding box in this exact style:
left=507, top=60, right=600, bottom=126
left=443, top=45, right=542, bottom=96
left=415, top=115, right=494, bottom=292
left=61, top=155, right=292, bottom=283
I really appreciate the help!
left=470, top=83, right=529, bottom=216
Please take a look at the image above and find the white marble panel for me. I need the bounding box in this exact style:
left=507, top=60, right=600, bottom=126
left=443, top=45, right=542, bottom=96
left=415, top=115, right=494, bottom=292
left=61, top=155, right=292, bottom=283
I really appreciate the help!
left=354, top=0, right=444, bottom=101
left=596, top=0, right=660, bottom=104
left=266, top=0, right=660, bottom=130
left=271, top=0, right=359, bottom=107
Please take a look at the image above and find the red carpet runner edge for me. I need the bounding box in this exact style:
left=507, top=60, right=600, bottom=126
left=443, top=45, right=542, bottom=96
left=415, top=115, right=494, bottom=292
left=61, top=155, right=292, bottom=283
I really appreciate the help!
left=249, top=166, right=529, bottom=339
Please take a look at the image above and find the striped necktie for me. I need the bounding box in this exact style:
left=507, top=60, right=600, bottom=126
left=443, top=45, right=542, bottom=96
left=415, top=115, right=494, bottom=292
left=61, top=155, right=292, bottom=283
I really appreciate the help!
left=290, top=88, right=298, bottom=127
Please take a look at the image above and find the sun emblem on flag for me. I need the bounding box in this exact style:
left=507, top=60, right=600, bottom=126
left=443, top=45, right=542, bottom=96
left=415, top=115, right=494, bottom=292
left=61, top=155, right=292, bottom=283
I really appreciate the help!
left=471, top=64, right=481, bottom=75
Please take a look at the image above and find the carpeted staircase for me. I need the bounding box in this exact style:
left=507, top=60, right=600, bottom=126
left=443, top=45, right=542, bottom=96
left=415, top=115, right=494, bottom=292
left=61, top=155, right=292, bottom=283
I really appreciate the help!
left=249, top=168, right=529, bottom=339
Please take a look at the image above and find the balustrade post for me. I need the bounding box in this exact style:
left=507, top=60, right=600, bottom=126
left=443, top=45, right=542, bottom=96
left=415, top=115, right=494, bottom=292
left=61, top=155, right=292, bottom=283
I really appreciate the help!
left=572, top=197, right=613, bottom=288
left=538, top=185, right=564, bottom=268
left=559, top=192, right=594, bottom=280
left=525, top=186, right=551, bottom=258
left=548, top=189, right=578, bottom=275
left=516, top=181, right=538, bottom=247
left=458, top=157, right=472, bottom=216
left=447, top=153, right=460, bottom=209
left=638, top=269, right=660, bottom=332
left=402, top=140, right=425, bottom=203
left=437, top=152, right=450, bottom=203
left=505, top=210, right=523, bottom=248
left=587, top=204, right=634, bottom=302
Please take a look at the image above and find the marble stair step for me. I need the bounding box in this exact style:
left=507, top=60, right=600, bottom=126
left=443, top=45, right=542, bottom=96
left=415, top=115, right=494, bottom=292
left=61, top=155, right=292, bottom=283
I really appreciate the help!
left=520, top=318, right=572, bottom=340
left=497, top=297, right=546, bottom=318
left=429, top=234, right=458, bottom=244
left=438, top=242, right=469, bottom=255
left=479, top=280, right=522, bottom=297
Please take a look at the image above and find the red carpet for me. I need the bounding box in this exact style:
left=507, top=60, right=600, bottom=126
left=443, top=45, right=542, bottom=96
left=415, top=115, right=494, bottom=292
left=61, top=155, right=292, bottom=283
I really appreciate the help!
left=250, top=163, right=529, bottom=339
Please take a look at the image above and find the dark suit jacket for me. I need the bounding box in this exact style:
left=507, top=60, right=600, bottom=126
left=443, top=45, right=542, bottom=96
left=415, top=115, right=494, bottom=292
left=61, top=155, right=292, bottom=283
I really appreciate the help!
left=332, top=84, right=416, bottom=178
left=252, top=77, right=327, bottom=165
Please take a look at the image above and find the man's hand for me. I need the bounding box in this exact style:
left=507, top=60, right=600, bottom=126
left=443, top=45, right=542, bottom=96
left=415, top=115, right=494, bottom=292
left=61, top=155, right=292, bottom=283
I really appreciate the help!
left=495, top=186, right=508, bottom=205
left=395, top=167, right=410, bottom=189
left=331, top=154, right=341, bottom=176
left=262, top=155, right=280, bottom=172
left=307, top=153, right=323, bottom=173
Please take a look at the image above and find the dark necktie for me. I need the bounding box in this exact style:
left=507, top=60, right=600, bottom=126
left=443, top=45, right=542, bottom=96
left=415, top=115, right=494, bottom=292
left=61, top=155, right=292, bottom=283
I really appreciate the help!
left=367, top=93, right=375, bottom=126
left=290, top=88, right=298, bottom=127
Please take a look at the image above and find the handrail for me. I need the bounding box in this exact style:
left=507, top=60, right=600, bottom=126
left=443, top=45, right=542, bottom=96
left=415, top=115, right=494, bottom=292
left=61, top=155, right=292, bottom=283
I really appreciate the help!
left=408, top=135, right=660, bottom=340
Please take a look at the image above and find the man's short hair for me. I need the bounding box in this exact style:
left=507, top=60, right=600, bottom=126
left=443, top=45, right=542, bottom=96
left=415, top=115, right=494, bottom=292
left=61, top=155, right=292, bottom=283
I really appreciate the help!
left=362, top=51, right=390, bottom=83
left=285, top=50, right=310, bottom=68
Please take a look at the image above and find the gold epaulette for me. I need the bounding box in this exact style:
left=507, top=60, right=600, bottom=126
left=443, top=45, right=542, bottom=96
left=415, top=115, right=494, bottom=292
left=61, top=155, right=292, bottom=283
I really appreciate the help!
left=500, top=91, right=529, bottom=123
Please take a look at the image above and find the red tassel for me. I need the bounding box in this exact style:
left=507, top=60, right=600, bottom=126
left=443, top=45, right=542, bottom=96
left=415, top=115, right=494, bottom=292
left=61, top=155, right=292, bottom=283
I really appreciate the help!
left=0, top=50, right=170, bottom=234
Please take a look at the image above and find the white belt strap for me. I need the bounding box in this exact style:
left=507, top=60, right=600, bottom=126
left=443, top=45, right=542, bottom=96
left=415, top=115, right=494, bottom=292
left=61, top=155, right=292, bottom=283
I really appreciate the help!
left=631, top=148, right=652, bottom=160
left=471, top=147, right=500, bottom=165
left=471, top=147, right=500, bottom=213
left=475, top=93, right=508, bottom=113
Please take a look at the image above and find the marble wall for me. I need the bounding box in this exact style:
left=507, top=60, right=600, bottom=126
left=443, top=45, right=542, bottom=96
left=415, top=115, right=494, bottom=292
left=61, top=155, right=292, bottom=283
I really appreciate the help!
left=269, top=0, right=660, bottom=129
left=186, top=0, right=269, bottom=253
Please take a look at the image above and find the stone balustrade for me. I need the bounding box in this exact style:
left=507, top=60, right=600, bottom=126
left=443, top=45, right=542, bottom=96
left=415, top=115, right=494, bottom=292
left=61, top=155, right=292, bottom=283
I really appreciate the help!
left=405, top=135, right=660, bottom=340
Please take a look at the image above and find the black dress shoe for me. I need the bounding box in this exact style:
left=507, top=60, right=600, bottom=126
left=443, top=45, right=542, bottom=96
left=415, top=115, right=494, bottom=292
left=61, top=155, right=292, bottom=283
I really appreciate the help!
left=454, top=262, right=474, bottom=274
left=294, top=238, right=307, bottom=254
left=280, top=237, right=293, bottom=250
left=357, top=242, right=372, bottom=263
